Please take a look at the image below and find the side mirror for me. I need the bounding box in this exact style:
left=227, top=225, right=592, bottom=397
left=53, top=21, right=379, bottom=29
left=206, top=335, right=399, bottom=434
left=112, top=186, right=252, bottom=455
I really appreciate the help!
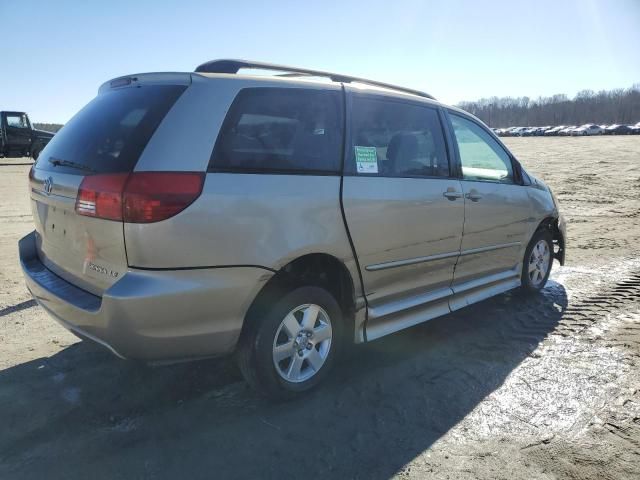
left=515, top=160, right=532, bottom=186
left=511, top=158, right=524, bottom=185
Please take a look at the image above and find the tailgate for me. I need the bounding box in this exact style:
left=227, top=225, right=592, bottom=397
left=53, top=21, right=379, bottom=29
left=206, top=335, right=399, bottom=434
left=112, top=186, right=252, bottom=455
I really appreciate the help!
left=28, top=79, right=188, bottom=295
left=30, top=171, right=126, bottom=295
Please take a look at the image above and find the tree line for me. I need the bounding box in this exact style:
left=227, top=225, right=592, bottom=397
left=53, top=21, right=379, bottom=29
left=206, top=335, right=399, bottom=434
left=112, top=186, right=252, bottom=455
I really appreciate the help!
left=457, top=84, right=640, bottom=128
left=33, top=123, right=63, bottom=133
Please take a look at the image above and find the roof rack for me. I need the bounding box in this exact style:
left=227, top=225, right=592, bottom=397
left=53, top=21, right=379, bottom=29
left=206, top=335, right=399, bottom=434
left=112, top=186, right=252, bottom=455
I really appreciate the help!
left=194, top=59, right=435, bottom=100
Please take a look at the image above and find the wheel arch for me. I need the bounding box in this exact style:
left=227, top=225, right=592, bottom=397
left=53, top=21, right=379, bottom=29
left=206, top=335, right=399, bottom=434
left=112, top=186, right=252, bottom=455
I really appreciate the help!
left=240, top=253, right=357, bottom=344
left=533, top=216, right=565, bottom=266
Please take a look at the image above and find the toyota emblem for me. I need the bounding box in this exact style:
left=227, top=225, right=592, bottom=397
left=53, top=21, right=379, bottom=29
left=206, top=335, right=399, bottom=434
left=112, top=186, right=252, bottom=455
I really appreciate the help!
left=44, top=176, right=53, bottom=195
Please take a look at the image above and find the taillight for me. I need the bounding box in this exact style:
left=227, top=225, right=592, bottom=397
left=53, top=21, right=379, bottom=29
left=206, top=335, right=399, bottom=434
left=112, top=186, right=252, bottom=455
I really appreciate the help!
left=75, top=172, right=204, bottom=223
left=123, top=172, right=204, bottom=223
left=76, top=173, right=129, bottom=221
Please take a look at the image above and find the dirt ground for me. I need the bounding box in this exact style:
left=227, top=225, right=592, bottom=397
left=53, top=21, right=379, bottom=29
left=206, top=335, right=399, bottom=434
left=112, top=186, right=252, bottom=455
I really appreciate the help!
left=1, top=136, right=639, bottom=479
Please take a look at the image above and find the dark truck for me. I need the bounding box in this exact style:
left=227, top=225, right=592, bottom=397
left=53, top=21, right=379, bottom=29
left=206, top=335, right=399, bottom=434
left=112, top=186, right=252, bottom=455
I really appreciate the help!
left=0, top=111, right=54, bottom=160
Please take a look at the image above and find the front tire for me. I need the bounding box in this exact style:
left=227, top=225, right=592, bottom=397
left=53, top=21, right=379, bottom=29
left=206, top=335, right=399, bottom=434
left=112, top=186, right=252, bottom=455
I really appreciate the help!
left=521, top=229, right=554, bottom=293
left=237, top=285, right=344, bottom=398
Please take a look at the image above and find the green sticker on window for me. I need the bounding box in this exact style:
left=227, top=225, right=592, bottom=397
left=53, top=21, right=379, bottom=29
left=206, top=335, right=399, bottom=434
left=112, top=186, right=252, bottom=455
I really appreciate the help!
left=354, top=146, right=378, bottom=174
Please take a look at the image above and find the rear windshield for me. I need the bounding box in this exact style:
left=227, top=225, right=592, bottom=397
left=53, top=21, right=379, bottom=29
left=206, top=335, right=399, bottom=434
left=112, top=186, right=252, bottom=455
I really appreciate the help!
left=35, top=85, right=186, bottom=175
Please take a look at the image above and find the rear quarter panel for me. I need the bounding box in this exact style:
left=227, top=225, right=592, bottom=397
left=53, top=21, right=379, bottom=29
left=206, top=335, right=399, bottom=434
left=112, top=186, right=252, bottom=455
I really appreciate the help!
left=124, top=173, right=359, bottom=283
left=126, top=75, right=360, bottom=292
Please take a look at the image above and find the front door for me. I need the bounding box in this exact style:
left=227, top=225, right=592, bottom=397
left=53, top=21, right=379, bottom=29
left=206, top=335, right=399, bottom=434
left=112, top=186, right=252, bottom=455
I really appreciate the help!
left=447, top=112, right=532, bottom=289
left=4, top=112, right=32, bottom=153
left=342, top=94, right=465, bottom=339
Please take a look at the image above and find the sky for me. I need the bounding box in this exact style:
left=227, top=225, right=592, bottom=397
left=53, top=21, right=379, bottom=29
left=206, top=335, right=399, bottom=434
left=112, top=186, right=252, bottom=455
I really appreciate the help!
left=2, top=0, right=639, bottom=124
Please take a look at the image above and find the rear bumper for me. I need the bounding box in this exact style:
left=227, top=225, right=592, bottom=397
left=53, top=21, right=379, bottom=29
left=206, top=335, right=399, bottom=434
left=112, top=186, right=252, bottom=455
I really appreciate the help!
left=19, top=231, right=272, bottom=361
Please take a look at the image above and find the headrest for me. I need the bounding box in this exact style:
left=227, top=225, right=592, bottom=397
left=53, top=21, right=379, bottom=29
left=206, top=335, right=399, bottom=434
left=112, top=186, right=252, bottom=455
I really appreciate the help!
left=387, top=132, right=419, bottom=166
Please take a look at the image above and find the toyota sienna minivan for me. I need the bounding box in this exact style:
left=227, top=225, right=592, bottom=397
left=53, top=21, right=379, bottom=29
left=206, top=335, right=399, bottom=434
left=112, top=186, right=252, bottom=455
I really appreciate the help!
left=20, top=60, right=566, bottom=397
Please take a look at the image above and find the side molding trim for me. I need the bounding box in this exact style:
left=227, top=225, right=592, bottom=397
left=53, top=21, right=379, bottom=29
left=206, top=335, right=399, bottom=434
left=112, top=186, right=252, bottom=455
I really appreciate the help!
left=366, top=250, right=459, bottom=272
left=365, top=241, right=521, bottom=272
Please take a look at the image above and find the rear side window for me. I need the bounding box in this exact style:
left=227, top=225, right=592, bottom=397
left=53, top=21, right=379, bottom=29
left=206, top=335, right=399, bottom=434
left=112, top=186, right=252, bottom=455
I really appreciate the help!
left=348, top=97, right=449, bottom=178
left=211, top=88, right=343, bottom=174
left=35, top=85, right=186, bottom=175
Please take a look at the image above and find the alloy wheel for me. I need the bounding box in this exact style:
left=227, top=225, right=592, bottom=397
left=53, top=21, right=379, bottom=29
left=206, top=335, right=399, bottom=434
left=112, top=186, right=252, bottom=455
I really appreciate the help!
left=272, top=304, right=333, bottom=383
left=528, top=239, right=551, bottom=287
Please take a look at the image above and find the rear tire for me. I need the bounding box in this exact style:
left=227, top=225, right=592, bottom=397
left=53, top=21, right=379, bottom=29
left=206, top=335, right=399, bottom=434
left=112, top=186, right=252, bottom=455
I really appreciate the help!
left=237, top=285, right=344, bottom=399
left=521, top=229, right=554, bottom=293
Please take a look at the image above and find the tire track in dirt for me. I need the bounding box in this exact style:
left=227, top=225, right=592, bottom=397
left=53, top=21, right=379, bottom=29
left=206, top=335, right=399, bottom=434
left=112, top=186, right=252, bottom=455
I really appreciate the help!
left=514, top=264, right=640, bottom=478
left=447, top=268, right=640, bottom=372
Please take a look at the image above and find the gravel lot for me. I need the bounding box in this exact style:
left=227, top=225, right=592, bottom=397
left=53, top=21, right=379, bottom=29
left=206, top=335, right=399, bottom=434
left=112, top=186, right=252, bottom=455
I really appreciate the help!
left=1, top=136, right=639, bottom=479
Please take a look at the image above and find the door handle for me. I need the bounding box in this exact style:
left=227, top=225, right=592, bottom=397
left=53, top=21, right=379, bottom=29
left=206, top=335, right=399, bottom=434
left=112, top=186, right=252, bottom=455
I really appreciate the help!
left=443, top=191, right=463, bottom=200
left=465, top=192, right=483, bottom=201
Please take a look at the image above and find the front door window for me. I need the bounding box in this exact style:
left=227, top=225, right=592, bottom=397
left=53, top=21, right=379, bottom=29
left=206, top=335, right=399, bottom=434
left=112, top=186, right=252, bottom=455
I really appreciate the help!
left=450, top=114, right=514, bottom=183
left=6, top=114, right=29, bottom=129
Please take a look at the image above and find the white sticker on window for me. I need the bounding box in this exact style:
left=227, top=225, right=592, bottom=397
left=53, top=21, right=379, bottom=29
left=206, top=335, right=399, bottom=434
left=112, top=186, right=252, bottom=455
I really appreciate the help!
left=355, top=146, right=378, bottom=174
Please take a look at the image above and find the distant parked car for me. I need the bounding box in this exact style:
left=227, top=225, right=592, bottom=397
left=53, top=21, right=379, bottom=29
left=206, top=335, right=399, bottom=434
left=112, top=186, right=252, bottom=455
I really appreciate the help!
left=558, top=126, right=576, bottom=136
left=511, top=127, right=529, bottom=137
left=526, top=127, right=544, bottom=136
left=571, top=124, right=603, bottom=136
left=629, top=122, right=640, bottom=135
left=604, top=124, right=632, bottom=135
left=544, top=126, right=565, bottom=136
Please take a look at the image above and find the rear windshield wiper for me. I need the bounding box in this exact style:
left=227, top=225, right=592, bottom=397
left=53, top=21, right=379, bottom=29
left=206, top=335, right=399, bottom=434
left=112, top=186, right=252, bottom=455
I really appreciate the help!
left=48, top=157, right=97, bottom=173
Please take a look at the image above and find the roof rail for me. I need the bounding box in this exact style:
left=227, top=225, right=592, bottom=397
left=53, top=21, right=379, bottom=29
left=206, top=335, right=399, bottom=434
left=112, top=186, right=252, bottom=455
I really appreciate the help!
left=194, top=59, right=435, bottom=100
